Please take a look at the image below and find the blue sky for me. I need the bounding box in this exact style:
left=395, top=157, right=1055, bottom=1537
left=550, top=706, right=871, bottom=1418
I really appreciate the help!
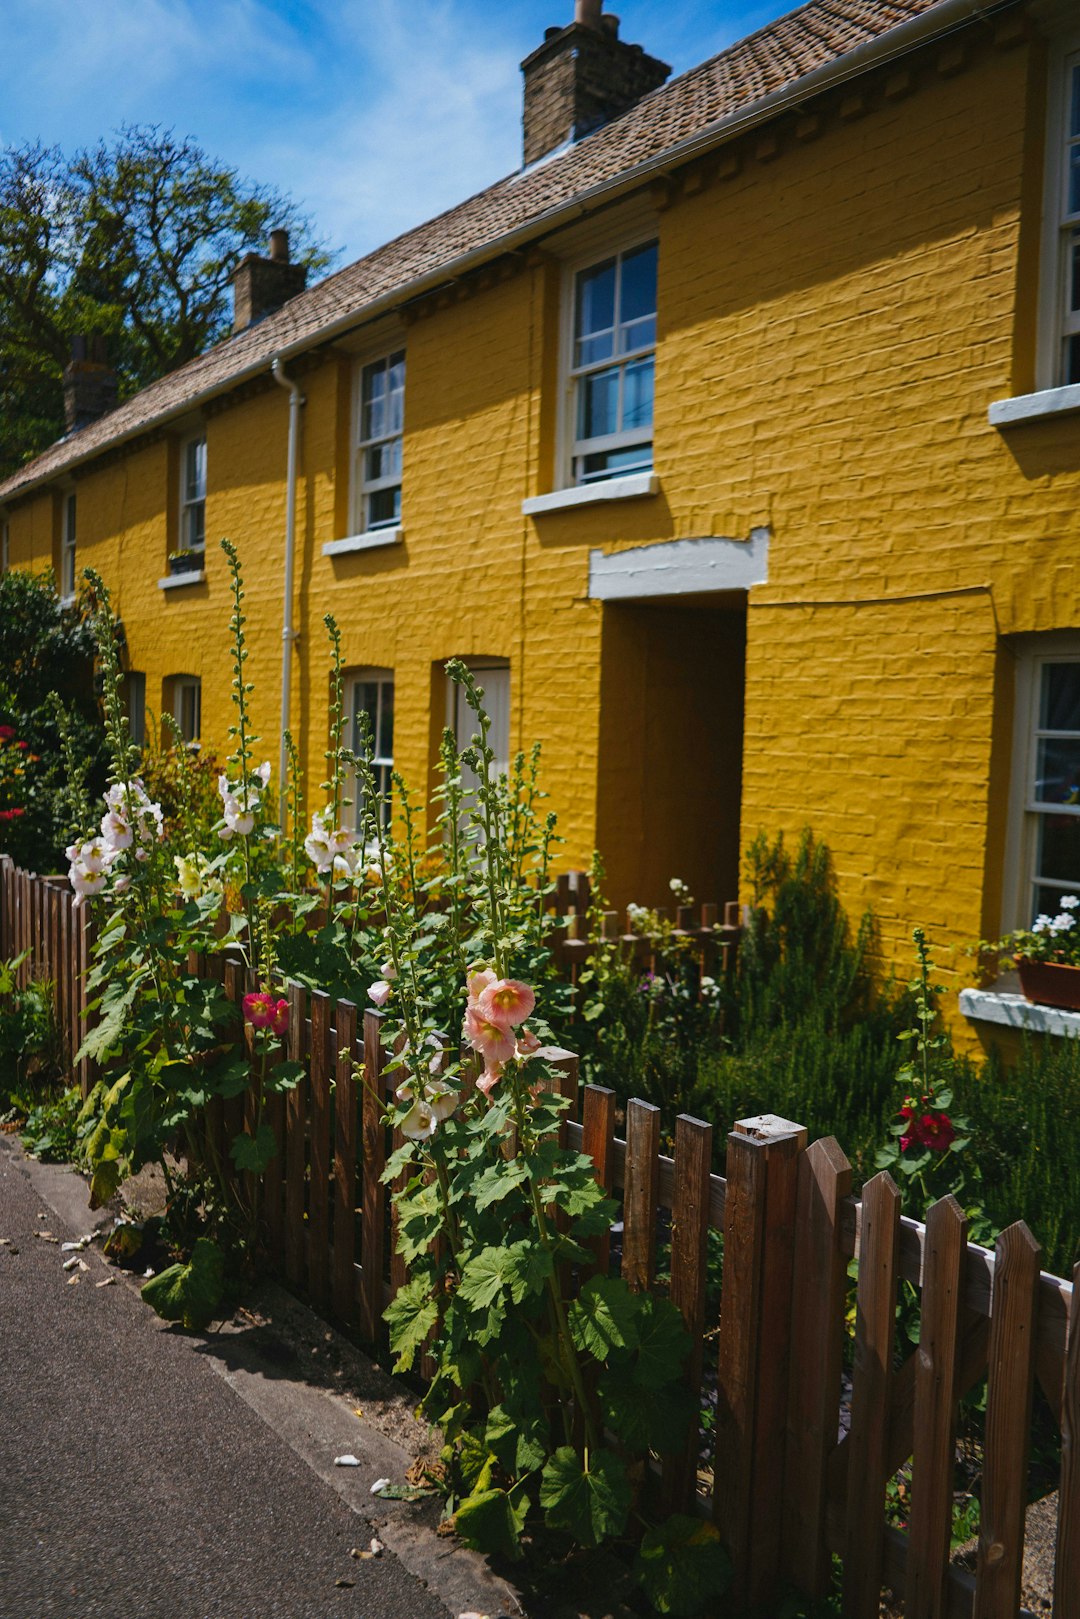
left=0, top=1, right=780, bottom=267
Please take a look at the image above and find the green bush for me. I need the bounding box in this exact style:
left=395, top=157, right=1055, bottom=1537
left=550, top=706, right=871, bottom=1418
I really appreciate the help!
left=952, top=1036, right=1080, bottom=1278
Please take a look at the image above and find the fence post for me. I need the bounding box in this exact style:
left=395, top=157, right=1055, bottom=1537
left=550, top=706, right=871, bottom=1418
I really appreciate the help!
left=714, top=1113, right=807, bottom=1608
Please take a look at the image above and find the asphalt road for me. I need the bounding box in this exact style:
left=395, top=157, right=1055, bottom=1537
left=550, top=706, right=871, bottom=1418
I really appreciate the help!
left=0, top=1141, right=452, bottom=1619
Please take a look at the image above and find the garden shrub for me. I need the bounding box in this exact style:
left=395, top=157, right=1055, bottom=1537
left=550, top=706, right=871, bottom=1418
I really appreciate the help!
left=0, top=568, right=108, bottom=870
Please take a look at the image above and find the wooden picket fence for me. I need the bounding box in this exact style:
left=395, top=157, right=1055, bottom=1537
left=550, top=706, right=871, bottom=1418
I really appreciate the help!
left=0, top=854, right=95, bottom=1092
left=3, top=856, right=1079, bottom=1614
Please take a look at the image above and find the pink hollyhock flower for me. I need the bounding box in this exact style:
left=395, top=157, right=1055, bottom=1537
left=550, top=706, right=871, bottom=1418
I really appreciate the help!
left=899, top=1133, right=913, bottom=1153
left=243, top=992, right=275, bottom=1030
left=368, top=980, right=392, bottom=1007
left=476, top=1062, right=503, bottom=1096
left=478, top=979, right=536, bottom=1029
left=463, top=1004, right=517, bottom=1065
left=466, top=967, right=497, bottom=1002
left=270, top=999, right=289, bottom=1037
left=516, top=1026, right=542, bottom=1059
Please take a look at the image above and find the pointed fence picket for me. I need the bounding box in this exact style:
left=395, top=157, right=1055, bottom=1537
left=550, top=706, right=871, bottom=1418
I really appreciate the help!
left=4, top=857, right=1079, bottom=1615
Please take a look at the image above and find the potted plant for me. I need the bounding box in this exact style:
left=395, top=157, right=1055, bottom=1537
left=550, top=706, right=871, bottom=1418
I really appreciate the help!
left=987, top=897, right=1080, bottom=1010
left=168, top=548, right=202, bottom=577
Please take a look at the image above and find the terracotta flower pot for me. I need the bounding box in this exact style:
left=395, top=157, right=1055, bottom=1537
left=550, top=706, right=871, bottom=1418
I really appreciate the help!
left=1017, top=958, right=1080, bottom=1012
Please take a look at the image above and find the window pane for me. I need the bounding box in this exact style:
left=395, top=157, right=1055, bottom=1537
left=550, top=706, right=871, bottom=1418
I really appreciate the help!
left=379, top=682, right=394, bottom=762
left=186, top=439, right=206, bottom=501
left=579, top=443, right=653, bottom=481
left=367, top=487, right=400, bottom=527
left=1070, top=146, right=1080, bottom=217
left=366, top=440, right=402, bottom=484
left=1033, top=881, right=1080, bottom=921
left=1067, top=333, right=1080, bottom=386
left=578, top=367, right=619, bottom=440
left=623, top=355, right=654, bottom=430
left=1036, top=811, right=1080, bottom=879
left=576, top=258, right=616, bottom=338
left=1071, top=65, right=1080, bottom=139
left=1040, top=663, right=1080, bottom=731
left=1035, top=736, right=1080, bottom=804
left=618, top=241, right=657, bottom=346
left=362, top=362, right=388, bottom=440
left=185, top=501, right=205, bottom=550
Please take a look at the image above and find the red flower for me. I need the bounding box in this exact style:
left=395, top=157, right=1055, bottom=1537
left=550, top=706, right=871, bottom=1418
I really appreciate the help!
left=0, top=807, right=25, bottom=821
left=14, top=740, right=27, bottom=752
left=0, top=725, right=14, bottom=741
left=270, top=998, right=289, bottom=1037
left=242, top=991, right=275, bottom=1030
left=899, top=1133, right=913, bottom=1152
left=917, top=1112, right=955, bottom=1152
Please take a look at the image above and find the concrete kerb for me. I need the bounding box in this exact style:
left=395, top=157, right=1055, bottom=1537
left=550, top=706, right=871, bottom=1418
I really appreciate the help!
left=6, top=1136, right=524, bottom=1619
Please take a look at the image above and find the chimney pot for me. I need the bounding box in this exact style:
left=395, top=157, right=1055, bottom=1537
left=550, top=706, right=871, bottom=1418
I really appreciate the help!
left=574, top=0, right=602, bottom=27
left=269, top=228, right=290, bottom=263
left=601, top=12, right=619, bottom=37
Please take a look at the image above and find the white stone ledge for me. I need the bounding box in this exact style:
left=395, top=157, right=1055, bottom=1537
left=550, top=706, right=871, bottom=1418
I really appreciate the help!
left=522, top=472, right=658, bottom=517
left=959, top=986, right=1080, bottom=1038
left=988, top=384, right=1080, bottom=428
left=158, top=570, right=206, bottom=591
left=323, top=528, right=402, bottom=557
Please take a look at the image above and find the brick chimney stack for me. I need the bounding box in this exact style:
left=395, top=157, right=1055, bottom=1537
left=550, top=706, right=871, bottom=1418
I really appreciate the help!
left=62, top=336, right=118, bottom=434
left=231, top=229, right=307, bottom=335
left=521, top=5, right=670, bottom=166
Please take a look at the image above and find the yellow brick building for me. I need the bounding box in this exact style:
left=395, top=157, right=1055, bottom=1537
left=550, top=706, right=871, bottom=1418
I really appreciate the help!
left=3, top=0, right=1080, bottom=1036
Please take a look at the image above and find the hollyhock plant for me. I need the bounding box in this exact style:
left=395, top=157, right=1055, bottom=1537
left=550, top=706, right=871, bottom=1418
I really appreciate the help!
left=477, top=978, right=536, bottom=1028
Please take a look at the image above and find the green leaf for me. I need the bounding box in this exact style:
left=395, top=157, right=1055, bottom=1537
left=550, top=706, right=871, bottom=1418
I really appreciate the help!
left=503, top=1241, right=554, bottom=1304
left=457, top=1245, right=516, bottom=1311
left=265, top=1059, right=305, bottom=1095
left=633, top=1294, right=692, bottom=1390
left=230, top=1120, right=278, bottom=1174
left=384, top=1276, right=439, bottom=1372
left=485, top=1404, right=549, bottom=1476
left=635, top=1512, right=731, bottom=1616
left=600, top=1369, right=695, bottom=1455
left=454, top=1487, right=529, bottom=1559
left=205, top=1054, right=252, bottom=1100
left=141, top=1237, right=225, bottom=1331
left=540, top=1445, right=631, bottom=1547
left=568, top=1275, right=639, bottom=1362
left=471, top=1159, right=529, bottom=1211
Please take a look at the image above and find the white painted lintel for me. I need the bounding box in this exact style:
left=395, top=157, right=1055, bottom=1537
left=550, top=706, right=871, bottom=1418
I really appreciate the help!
left=588, top=527, right=770, bottom=602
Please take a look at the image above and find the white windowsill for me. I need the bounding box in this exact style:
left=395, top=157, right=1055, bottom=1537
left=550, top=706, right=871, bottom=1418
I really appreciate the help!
left=322, top=528, right=403, bottom=557
left=959, top=986, right=1080, bottom=1038
left=158, top=569, right=206, bottom=590
left=988, top=384, right=1080, bottom=427
left=522, top=472, right=659, bottom=517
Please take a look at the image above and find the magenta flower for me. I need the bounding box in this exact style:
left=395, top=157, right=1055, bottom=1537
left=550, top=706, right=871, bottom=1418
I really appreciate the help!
left=270, top=999, right=289, bottom=1037
left=243, top=992, right=275, bottom=1030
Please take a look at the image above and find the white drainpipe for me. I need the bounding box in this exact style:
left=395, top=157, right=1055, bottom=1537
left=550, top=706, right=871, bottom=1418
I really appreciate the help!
left=271, top=356, right=304, bottom=825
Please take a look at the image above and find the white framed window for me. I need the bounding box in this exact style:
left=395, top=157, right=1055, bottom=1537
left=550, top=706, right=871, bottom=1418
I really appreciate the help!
left=449, top=660, right=511, bottom=790
left=1038, top=38, right=1080, bottom=388
left=61, top=492, right=77, bottom=599
left=564, top=239, right=657, bottom=486
left=353, top=352, right=404, bottom=532
left=349, top=669, right=394, bottom=830
left=179, top=435, right=207, bottom=552
left=171, top=675, right=201, bottom=745
left=1004, top=638, right=1080, bottom=928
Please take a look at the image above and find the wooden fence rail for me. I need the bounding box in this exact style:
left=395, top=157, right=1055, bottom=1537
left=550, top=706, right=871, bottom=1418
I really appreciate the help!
left=2, top=858, right=1075, bottom=1615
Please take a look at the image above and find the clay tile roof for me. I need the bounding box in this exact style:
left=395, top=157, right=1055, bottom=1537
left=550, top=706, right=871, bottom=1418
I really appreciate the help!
left=0, top=0, right=950, bottom=502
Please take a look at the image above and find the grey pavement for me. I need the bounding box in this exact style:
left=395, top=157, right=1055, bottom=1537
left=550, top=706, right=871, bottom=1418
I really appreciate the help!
left=0, top=1138, right=469, bottom=1619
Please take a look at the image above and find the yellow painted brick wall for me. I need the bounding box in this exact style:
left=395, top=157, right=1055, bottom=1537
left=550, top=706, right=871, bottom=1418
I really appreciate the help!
left=4, top=30, right=1076, bottom=1028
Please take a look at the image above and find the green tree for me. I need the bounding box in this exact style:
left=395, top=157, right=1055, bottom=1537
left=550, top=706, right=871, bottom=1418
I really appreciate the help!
left=0, top=127, right=333, bottom=474
left=0, top=569, right=108, bottom=869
